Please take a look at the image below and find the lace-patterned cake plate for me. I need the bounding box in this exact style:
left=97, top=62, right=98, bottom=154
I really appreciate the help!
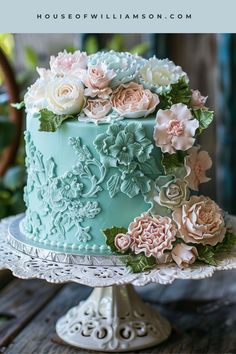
left=0, top=213, right=236, bottom=287
left=1, top=214, right=236, bottom=352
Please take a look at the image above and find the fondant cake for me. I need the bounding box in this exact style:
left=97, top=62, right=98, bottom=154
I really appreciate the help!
left=18, top=49, right=236, bottom=272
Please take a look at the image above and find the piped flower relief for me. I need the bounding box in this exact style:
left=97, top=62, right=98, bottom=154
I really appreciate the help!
left=191, top=89, right=208, bottom=110
left=138, top=57, right=188, bottom=94
left=83, top=99, right=112, bottom=120
left=184, top=146, right=212, bottom=191
left=128, top=213, right=177, bottom=263
left=172, top=195, right=226, bottom=246
left=50, top=50, right=88, bottom=76
left=79, top=63, right=116, bottom=99
left=111, top=82, right=159, bottom=119
left=153, top=103, right=199, bottom=154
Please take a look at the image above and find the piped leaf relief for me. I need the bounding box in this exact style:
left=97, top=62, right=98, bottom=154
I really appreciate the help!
left=23, top=131, right=107, bottom=244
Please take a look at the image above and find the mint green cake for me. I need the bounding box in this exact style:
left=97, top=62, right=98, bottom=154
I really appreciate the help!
left=19, top=50, right=236, bottom=270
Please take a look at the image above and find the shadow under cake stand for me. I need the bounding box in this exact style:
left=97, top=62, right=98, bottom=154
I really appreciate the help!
left=1, top=214, right=236, bottom=352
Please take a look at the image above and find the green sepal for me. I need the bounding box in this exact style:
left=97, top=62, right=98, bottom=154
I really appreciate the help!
left=214, top=232, right=236, bottom=253
left=11, top=101, right=25, bottom=110
left=38, top=109, right=74, bottom=132
left=102, top=226, right=128, bottom=252
left=125, top=253, right=157, bottom=273
left=192, top=108, right=214, bottom=135
left=161, top=151, right=186, bottom=175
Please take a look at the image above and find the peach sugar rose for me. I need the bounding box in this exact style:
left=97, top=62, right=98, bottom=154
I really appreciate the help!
left=111, top=82, right=159, bottom=118
left=173, top=195, right=226, bottom=246
left=83, top=99, right=112, bottom=120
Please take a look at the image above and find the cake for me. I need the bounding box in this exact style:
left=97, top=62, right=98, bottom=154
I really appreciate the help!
left=18, top=50, right=236, bottom=272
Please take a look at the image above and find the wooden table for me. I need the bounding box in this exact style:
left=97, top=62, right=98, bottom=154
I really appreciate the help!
left=0, top=269, right=236, bottom=354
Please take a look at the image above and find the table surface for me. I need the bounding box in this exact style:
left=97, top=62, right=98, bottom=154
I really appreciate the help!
left=0, top=269, right=236, bottom=354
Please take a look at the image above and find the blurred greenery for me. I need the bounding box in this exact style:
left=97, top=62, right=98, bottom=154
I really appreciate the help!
left=0, top=34, right=26, bottom=219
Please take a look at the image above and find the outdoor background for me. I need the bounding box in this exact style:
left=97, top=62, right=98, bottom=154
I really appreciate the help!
left=0, top=33, right=235, bottom=219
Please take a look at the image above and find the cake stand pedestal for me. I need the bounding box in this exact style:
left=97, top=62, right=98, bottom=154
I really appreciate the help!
left=1, top=214, right=236, bottom=352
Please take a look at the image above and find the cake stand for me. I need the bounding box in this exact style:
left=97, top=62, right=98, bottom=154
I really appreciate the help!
left=1, top=214, right=236, bottom=352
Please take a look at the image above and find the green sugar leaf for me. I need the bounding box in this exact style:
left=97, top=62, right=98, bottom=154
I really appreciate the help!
left=161, top=151, right=185, bottom=175
left=125, top=253, right=157, bottom=273
left=39, top=109, right=74, bottom=132
left=197, top=245, right=217, bottom=266
left=214, top=232, right=236, bottom=253
left=192, top=108, right=214, bottom=135
left=168, top=77, right=192, bottom=105
left=102, top=226, right=128, bottom=252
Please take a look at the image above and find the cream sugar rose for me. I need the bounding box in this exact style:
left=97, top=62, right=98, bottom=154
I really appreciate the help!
left=19, top=49, right=236, bottom=273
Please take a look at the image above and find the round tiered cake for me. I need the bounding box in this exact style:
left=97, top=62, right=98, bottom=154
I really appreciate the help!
left=19, top=50, right=236, bottom=272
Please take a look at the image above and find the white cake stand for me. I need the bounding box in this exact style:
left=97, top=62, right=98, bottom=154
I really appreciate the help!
left=1, top=214, right=236, bottom=352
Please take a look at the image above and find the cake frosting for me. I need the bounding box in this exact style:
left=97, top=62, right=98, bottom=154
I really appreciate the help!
left=19, top=49, right=236, bottom=272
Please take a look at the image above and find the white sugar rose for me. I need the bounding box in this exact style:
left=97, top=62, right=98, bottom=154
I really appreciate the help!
left=111, top=82, right=159, bottom=118
left=185, top=146, right=212, bottom=191
left=83, top=99, right=112, bottom=120
left=154, top=103, right=199, bottom=154
left=171, top=243, right=198, bottom=268
left=50, top=50, right=87, bottom=76
left=173, top=195, right=226, bottom=246
left=139, top=57, right=188, bottom=94
left=24, top=77, right=48, bottom=114
left=46, top=76, right=85, bottom=115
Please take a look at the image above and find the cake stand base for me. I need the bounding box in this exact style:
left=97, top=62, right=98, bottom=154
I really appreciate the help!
left=56, top=284, right=171, bottom=352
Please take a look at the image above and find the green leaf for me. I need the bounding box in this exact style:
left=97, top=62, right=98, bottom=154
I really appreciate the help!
left=130, top=42, right=149, bottom=55
left=107, top=34, right=124, bottom=52
left=11, top=101, right=25, bottom=110
left=197, top=245, right=216, bottom=266
left=192, top=109, right=214, bottom=135
left=0, top=118, right=16, bottom=150
left=158, top=77, right=191, bottom=109
left=24, top=47, right=38, bottom=69
left=39, top=109, right=74, bottom=132
left=84, top=35, right=99, bottom=55
left=107, top=174, right=121, bottom=198
left=161, top=151, right=185, bottom=175
left=125, top=253, right=157, bottom=273
left=102, top=226, right=128, bottom=252
left=214, top=232, right=236, bottom=253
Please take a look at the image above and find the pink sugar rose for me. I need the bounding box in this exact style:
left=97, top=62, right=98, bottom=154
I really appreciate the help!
left=114, top=233, right=131, bottom=252
left=154, top=103, right=199, bottom=154
left=185, top=146, right=212, bottom=191
left=83, top=98, right=112, bottom=120
left=50, top=50, right=87, bottom=76
left=128, top=214, right=177, bottom=263
left=171, top=243, right=198, bottom=268
left=191, top=89, right=208, bottom=110
left=172, top=195, right=226, bottom=246
left=79, top=64, right=116, bottom=99
left=111, top=82, right=159, bottom=119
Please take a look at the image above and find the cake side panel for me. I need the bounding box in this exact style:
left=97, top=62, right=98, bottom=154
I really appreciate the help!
left=21, top=115, right=161, bottom=254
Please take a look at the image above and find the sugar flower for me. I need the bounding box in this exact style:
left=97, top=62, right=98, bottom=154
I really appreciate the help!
left=171, top=243, right=198, bottom=268
left=128, top=213, right=177, bottom=263
left=185, top=146, right=212, bottom=191
left=153, top=103, right=199, bottom=154
left=111, top=82, right=159, bottom=119
left=138, top=57, right=188, bottom=94
left=172, top=195, right=226, bottom=246
left=50, top=50, right=87, bottom=76
left=191, top=89, right=208, bottom=110
left=83, top=99, right=112, bottom=120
